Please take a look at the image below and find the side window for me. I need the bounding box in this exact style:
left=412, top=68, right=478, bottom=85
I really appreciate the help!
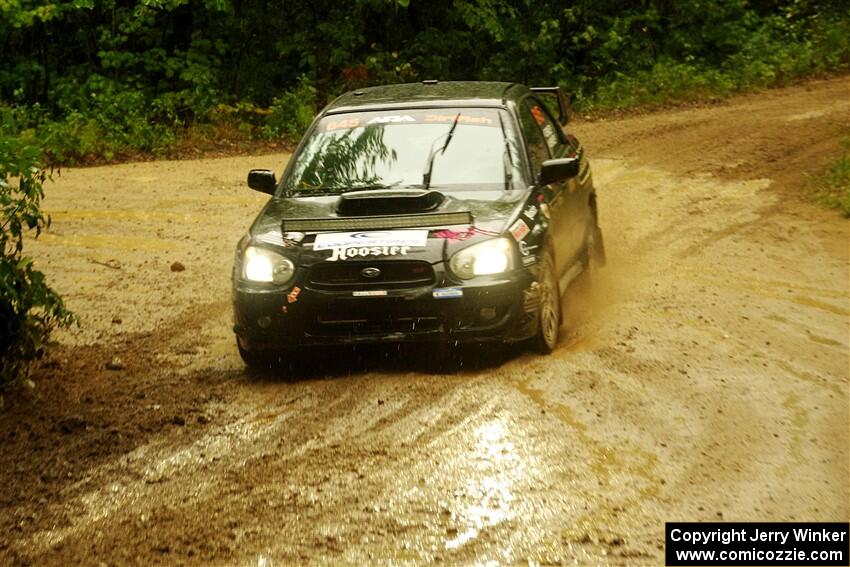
left=519, top=100, right=550, bottom=175
left=531, top=98, right=567, bottom=158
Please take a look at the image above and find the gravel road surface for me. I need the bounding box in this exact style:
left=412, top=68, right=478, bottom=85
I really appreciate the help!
left=2, top=77, right=848, bottom=566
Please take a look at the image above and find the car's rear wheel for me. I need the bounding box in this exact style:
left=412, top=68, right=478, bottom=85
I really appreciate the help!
left=532, top=252, right=561, bottom=354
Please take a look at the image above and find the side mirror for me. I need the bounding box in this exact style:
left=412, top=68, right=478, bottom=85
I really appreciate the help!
left=247, top=169, right=277, bottom=195
left=538, top=158, right=579, bottom=186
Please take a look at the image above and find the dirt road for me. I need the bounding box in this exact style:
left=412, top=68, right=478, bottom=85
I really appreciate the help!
left=2, top=77, right=848, bottom=566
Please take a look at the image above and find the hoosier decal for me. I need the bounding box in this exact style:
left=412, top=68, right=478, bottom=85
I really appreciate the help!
left=327, top=245, right=411, bottom=261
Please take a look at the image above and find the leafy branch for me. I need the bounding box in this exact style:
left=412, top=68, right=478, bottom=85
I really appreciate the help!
left=1, top=136, right=75, bottom=389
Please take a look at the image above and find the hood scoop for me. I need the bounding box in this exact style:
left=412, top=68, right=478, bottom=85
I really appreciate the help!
left=336, top=189, right=445, bottom=216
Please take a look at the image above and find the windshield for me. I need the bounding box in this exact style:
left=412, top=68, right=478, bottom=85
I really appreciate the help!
left=283, top=108, right=525, bottom=194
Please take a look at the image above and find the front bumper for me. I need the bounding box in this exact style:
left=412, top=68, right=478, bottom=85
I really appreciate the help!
left=233, top=266, right=540, bottom=350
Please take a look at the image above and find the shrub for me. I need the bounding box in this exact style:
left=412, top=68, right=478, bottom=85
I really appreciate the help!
left=815, top=138, right=850, bottom=216
left=0, top=136, right=75, bottom=388
left=260, top=77, right=318, bottom=141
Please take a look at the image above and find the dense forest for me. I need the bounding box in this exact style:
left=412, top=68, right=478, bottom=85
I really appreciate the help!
left=1, top=0, right=848, bottom=163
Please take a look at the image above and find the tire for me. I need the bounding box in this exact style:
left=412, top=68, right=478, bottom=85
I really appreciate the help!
left=237, top=339, right=284, bottom=371
left=532, top=252, right=561, bottom=354
left=424, top=341, right=462, bottom=373
left=579, top=223, right=606, bottom=288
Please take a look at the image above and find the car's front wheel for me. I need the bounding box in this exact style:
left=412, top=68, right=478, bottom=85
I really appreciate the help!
left=532, top=252, right=561, bottom=354
left=237, top=339, right=286, bottom=372
left=587, top=223, right=606, bottom=268
left=578, top=220, right=606, bottom=290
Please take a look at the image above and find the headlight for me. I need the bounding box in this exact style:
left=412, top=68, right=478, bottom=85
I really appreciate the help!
left=242, top=246, right=295, bottom=285
left=449, top=238, right=515, bottom=279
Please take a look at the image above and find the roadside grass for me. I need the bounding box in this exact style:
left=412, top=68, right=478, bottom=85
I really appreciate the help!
left=814, top=138, right=850, bottom=217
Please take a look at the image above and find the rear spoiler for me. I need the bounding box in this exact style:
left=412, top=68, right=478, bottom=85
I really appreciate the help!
left=530, top=86, right=571, bottom=126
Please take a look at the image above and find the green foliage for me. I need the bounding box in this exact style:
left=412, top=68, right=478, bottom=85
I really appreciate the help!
left=586, top=60, right=734, bottom=110
left=577, top=9, right=850, bottom=112
left=260, top=77, right=318, bottom=141
left=0, top=0, right=848, bottom=162
left=0, top=136, right=75, bottom=388
left=815, top=138, right=850, bottom=216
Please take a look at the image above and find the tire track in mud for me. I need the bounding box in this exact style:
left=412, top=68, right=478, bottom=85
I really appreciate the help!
left=17, top=371, right=496, bottom=563
left=6, top=302, right=238, bottom=553
left=503, top=356, right=663, bottom=559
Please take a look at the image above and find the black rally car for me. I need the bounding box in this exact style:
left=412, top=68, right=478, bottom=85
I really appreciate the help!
left=233, top=81, right=604, bottom=368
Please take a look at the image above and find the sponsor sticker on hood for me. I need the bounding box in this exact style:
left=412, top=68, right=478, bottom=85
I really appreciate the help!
left=313, top=230, right=428, bottom=250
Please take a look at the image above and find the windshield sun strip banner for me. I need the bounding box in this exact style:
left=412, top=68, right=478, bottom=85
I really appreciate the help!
left=321, top=110, right=501, bottom=132
left=281, top=211, right=474, bottom=232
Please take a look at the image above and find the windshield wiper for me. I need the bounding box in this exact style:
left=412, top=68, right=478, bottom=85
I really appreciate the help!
left=498, top=112, right=514, bottom=191
left=422, top=112, right=461, bottom=190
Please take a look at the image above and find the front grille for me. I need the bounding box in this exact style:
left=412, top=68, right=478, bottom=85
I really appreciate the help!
left=310, top=301, right=442, bottom=337
left=308, top=260, right=435, bottom=290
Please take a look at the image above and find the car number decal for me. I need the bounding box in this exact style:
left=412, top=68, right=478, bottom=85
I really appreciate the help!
left=325, top=118, right=362, bottom=131
left=314, top=230, right=428, bottom=250
left=531, top=105, right=546, bottom=126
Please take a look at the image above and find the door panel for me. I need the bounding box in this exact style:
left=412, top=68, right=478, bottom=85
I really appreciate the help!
left=523, top=97, right=584, bottom=272
left=518, top=98, right=567, bottom=277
